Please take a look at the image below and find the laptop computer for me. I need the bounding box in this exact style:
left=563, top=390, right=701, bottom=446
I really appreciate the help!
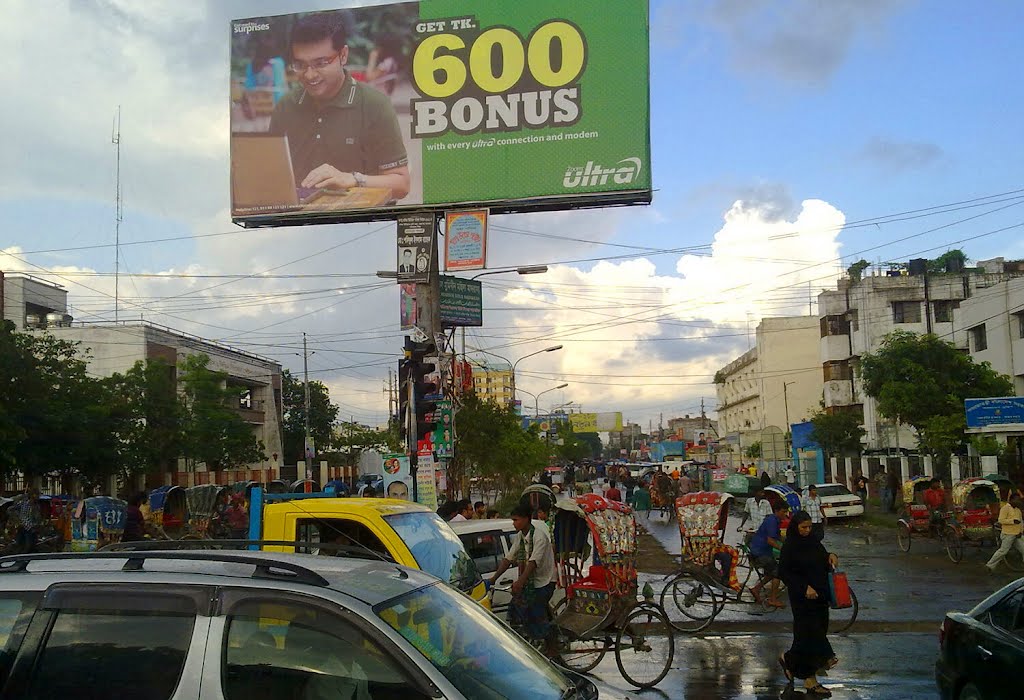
left=231, top=133, right=336, bottom=212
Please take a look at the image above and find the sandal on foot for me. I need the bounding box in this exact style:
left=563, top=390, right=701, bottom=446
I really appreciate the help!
left=768, top=599, right=786, bottom=608
left=825, top=656, right=838, bottom=670
left=778, top=655, right=793, bottom=683
left=807, top=684, right=832, bottom=697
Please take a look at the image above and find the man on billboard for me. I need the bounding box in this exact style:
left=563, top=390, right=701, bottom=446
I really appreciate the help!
left=269, top=13, right=410, bottom=200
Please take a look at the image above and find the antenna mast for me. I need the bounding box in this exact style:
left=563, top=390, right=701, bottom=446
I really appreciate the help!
left=112, top=106, right=123, bottom=322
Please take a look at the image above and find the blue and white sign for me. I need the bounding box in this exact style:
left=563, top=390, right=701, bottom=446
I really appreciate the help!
left=965, top=397, right=1024, bottom=430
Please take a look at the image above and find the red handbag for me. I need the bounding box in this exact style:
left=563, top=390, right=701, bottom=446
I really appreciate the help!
left=828, top=570, right=853, bottom=609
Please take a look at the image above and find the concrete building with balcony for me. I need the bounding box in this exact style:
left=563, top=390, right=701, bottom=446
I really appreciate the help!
left=715, top=316, right=822, bottom=457
left=470, top=360, right=514, bottom=404
left=817, top=257, right=1024, bottom=450
left=1, top=273, right=70, bottom=330
left=952, top=275, right=1024, bottom=396
left=667, top=414, right=719, bottom=443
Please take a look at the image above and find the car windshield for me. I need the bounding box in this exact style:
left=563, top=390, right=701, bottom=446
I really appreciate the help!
left=384, top=512, right=482, bottom=592
left=817, top=485, right=853, bottom=497
left=376, top=582, right=573, bottom=700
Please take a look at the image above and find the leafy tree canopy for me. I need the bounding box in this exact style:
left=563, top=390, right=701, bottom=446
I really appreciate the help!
left=809, top=410, right=866, bottom=458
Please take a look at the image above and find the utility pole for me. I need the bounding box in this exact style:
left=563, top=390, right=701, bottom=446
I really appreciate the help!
left=111, top=106, right=123, bottom=322
left=303, top=332, right=312, bottom=467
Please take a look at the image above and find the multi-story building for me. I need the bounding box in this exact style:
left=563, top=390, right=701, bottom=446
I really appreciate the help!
left=667, top=414, right=718, bottom=443
left=817, top=257, right=1024, bottom=450
left=1, top=273, right=70, bottom=329
left=953, top=275, right=1024, bottom=395
left=715, top=316, right=822, bottom=458
left=470, top=360, right=514, bottom=404
left=5, top=278, right=283, bottom=472
left=607, top=422, right=645, bottom=453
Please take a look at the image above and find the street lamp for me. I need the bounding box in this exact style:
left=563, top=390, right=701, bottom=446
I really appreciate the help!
left=512, top=345, right=563, bottom=406
left=460, top=266, right=548, bottom=359
left=532, top=383, right=568, bottom=417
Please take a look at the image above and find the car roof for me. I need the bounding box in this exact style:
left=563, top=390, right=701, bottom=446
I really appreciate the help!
left=0, top=550, right=438, bottom=606
left=266, top=497, right=432, bottom=517
left=449, top=518, right=517, bottom=535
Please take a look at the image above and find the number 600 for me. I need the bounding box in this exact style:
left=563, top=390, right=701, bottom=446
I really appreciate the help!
left=414, top=21, right=587, bottom=99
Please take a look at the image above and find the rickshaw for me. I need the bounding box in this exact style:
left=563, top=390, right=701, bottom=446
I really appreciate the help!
left=147, top=485, right=188, bottom=539
left=896, top=476, right=960, bottom=560
left=69, top=496, right=127, bottom=552
left=183, top=484, right=224, bottom=539
left=650, top=472, right=677, bottom=520
left=506, top=492, right=675, bottom=688
left=946, top=478, right=1023, bottom=569
left=663, top=492, right=859, bottom=634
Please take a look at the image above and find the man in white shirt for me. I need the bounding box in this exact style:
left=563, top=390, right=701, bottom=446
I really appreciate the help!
left=449, top=499, right=473, bottom=522
left=784, top=466, right=796, bottom=487
left=802, top=484, right=826, bottom=541
left=738, top=489, right=773, bottom=546
left=492, top=504, right=557, bottom=654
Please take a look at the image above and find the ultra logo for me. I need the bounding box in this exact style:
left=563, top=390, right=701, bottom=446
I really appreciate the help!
left=563, top=158, right=643, bottom=188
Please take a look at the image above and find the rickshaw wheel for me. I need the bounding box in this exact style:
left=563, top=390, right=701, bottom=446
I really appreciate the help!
left=943, top=527, right=963, bottom=563
left=614, top=602, right=674, bottom=689
left=896, top=521, right=911, bottom=552
left=827, top=587, right=859, bottom=633
left=660, top=572, right=719, bottom=633
left=1004, top=548, right=1024, bottom=572
left=557, top=635, right=608, bottom=673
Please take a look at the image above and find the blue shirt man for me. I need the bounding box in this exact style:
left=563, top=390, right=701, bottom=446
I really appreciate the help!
left=750, top=511, right=781, bottom=558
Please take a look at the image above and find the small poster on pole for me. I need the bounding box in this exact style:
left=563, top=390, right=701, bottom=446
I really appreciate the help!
left=445, top=209, right=487, bottom=271
left=381, top=453, right=412, bottom=500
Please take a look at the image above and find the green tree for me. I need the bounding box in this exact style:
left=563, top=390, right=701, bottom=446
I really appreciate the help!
left=281, top=369, right=339, bottom=463
left=809, top=410, right=866, bottom=458
left=745, top=442, right=761, bottom=459
left=179, top=354, right=265, bottom=470
left=451, top=393, right=547, bottom=497
left=328, top=422, right=401, bottom=466
left=860, top=330, right=1013, bottom=459
left=111, top=359, right=183, bottom=477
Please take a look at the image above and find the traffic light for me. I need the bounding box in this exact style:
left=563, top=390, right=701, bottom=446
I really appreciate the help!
left=413, top=356, right=440, bottom=447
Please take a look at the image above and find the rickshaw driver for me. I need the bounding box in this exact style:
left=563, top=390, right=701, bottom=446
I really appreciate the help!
left=923, top=478, right=948, bottom=531
left=491, top=504, right=558, bottom=657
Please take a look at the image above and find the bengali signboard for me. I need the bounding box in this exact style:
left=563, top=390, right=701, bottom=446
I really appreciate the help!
left=230, top=0, right=651, bottom=226
left=445, top=209, right=487, bottom=270
left=397, top=212, right=435, bottom=283
left=965, top=397, right=1024, bottom=431
left=439, top=275, right=482, bottom=326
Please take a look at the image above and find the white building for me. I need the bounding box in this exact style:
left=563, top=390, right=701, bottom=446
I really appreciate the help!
left=715, top=316, right=822, bottom=458
left=953, top=275, right=1024, bottom=395
left=817, top=257, right=1024, bottom=450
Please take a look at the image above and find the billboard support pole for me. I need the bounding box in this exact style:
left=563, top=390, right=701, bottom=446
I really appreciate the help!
left=409, top=212, right=443, bottom=502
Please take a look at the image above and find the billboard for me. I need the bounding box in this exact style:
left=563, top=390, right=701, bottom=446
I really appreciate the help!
left=569, top=412, right=623, bottom=432
left=230, top=1, right=651, bottom=226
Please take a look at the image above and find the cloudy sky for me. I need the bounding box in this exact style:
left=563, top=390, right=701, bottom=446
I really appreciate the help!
left=2, top=0, right=1023, bottom=431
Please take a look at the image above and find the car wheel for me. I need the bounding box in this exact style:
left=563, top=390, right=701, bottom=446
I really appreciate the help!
left=958, top=682, right=983, bottom=700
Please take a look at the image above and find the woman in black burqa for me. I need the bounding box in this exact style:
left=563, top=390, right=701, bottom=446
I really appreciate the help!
left=777, top=510, right=840, bottom=697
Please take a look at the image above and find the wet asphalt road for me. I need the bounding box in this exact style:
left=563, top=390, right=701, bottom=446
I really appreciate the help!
left=578, top=508, right=1020, bottom=699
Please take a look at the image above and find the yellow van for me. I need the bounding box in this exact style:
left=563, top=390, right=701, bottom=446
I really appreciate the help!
left=249, top=490, right=489, bottom=608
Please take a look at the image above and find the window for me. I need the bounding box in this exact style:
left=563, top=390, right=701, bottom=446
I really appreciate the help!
left=0, top=594, right=39, bottom=685
left=295, top=518, right=391, bottom=560
left=970, top=324, right=988, bottom=352
left=458, top=529, right=505, bottom=574
left=893, top=301, right=921, bottom=324
left=823, top=361, right=853, bottom=382
left=24, top=590, right=196, bottom=700
left=224, top=598, right=430, bottom=700
left=987, top=590, right=1024, bottom=634
left=1016, top=311, right=1024, bottom=339
left=933, top=299, right=958, bottom=323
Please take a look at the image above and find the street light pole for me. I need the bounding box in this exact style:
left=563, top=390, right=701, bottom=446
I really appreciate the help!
left=460, top=266, right=548, bottom=361
left=512, top=345, right=563, bottom=409
left=534, top=383, right=568, bottom=417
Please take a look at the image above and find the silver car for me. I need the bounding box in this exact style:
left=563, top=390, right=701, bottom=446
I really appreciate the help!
left=0, top=550, right=600, bottom=699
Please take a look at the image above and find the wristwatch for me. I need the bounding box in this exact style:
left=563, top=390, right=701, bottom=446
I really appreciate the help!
left=352, top=171, right=367, bottom=187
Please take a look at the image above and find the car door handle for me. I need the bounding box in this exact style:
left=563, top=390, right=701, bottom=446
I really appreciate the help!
left=976, top=645, right=993, bottom=660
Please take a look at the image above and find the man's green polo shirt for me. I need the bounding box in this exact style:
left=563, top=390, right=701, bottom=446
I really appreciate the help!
left=269, top=74, right=408, bottom=183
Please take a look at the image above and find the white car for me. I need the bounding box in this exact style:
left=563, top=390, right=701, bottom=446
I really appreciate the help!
left=811, top=483, right=865, bottom=519
left=450, top=518, right=568, bottom=617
